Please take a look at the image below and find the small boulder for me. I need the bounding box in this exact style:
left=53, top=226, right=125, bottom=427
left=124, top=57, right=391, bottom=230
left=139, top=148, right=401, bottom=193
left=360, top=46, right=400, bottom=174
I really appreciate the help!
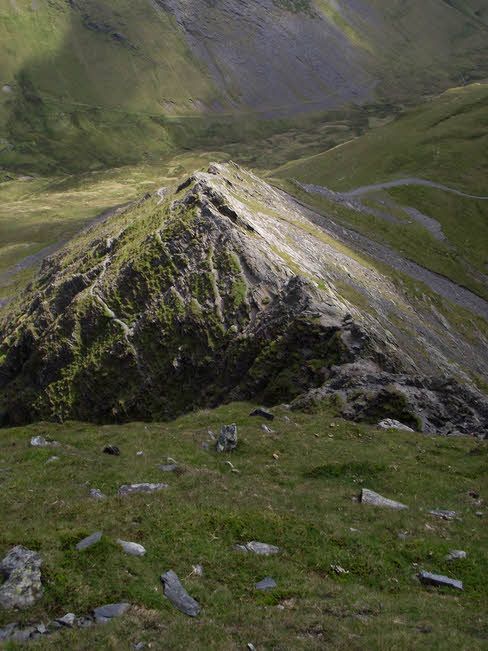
left=429, top=509, right=459, bottom=520
left=0, top=546, right=44, bottom=609
left=55, top=613, right=75, bottom=628
left=418, top=569, right=463, bottom=590
left=250, top=408, right=274, bottom=421
left=361, top=488, right=408, bottom=510
left=76, top=532, right=102, bottom=550
left=30, top=436, right=57, bottom=447
left=89, top=488, right=106, bottom=500
left=116, top=540, right=146, bottom=557
left=255, top=577, right=277, bottom=590
left=93, top=603, right=130, bottom=623
left=261, top=425, right=275, bottom=433
left=216, top=424, right=238, bottom=453
left=103, top=445, right=120, bottom=456
left=0, top=468, right=12, bottom=473
left=445, top=550, right=466, bottom=562
left=160, top=570, right=200, bottom=617
left=245, top=541, right=280, bottom=555
left=117, top=483, right=168, bottom=496
left=378, top=419, right=414, bottom=432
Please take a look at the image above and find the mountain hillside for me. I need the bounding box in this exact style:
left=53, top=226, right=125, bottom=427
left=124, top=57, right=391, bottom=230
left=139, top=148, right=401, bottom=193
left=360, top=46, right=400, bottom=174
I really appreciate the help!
left=1, top=0, right=488, bottom=171
left=1, top=162, right=487, bottom=433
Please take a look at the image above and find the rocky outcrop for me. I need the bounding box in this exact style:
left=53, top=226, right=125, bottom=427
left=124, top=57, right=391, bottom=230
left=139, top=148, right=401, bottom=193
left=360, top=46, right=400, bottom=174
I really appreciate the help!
left=0, top=163, right=486, bottom=435
left=0, top=546, right=44, bottom=610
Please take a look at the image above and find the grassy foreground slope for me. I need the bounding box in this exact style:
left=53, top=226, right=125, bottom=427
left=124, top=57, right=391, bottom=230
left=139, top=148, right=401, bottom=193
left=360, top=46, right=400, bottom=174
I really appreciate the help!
left=0, top=402, right=487, bottom=649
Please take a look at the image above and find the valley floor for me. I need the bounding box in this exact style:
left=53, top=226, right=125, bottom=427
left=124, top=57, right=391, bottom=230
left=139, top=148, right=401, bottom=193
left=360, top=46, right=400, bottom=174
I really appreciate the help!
left=0, top=402, right=487, bottom=649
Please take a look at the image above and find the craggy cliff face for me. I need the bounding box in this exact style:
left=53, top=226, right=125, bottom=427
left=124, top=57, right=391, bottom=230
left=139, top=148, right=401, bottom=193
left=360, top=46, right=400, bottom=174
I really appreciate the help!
left=0, top=163, right=487, bottom=435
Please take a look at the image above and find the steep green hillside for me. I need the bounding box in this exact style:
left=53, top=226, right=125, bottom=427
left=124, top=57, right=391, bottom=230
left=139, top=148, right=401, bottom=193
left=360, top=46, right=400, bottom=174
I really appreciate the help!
left=1, top=0, right=487, bottom=172
left=0, top=403, right=487, bottom=648
left=272, top=84, right=488, bottom=300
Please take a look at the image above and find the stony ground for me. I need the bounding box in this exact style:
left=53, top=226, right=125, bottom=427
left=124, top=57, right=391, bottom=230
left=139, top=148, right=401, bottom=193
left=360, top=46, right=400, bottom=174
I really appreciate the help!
left=0, top=402, right=487, bottom=649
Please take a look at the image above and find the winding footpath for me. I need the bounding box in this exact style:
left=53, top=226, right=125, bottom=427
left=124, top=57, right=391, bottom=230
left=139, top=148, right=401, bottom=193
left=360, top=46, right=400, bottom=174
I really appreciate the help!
left=342, top=178, right=488, bottom=200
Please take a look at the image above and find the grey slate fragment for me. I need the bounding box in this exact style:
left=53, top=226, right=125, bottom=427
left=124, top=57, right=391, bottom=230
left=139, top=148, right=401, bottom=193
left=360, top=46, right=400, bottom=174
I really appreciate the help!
left=117, top=483, right=168, bottom=496
left=77, top=617, right=93, bottom=628
left=429, top=509, right=459, bottom=520
left=159, top=464, right=178, bottom=472
left=160, top=570, right=200, bottom=617
left=89, top=488, right=106, bottom=500
left=445, top=550, right=467, bottom=562
left=235, top=544, right=248, bottom=552
left=30, top=435, right=57, bottom=447
left=93, top=603, right=130, bottom=620
left=0, top=545, right=44, bottom=609
left=216, top=424, right=238, bottom=453
left=245, top=541, right=280, bottom=555
left=250, top=408, right=274, bottom=421
left=0, top=623, right=18, bottom=640
left=55, top=613, right=75, bottom=628
left=361, top=488, right=408, bottom=510
left=418, top=569, right=463, bottom=590
left=255, top=577, right=277, bottom=590
left=0, top=468, right=12, bottom=473
left=261, top=425, right=275, bottom=433
left=76, top=531, right=102, bottom=550
left=116, top=539, right=146, bottom=557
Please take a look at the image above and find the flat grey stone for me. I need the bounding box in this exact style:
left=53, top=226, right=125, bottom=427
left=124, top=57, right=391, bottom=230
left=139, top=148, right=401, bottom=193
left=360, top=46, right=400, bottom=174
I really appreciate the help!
left=96, top=615, right=112, bottom=624
left=397, top=533, right=407, bottom=540
left=116, top=539, right=146, bottom=557
left=445, top=550, right=467, bottom=562
left=77, top=617, right=93, bottom=628
left=255, top=577, right=277, bottom=590
left=361, top=488, right=408, bottom=510
left=76, top=532, right=102, bottom=550
left=216, top=424, right=238, bottom=453
left=47, top=456, right=59, bottom=463
left=159, top=464, right=178, bottom=472
left=193, top=564, right=203, bottom=576
left=117, top=483, right=168, bottom=496
left=0, top=623, right=18, bottom=640
left=134, top=644, right=147, bottom=650
left=0, top=545, right=44, bottom=609
left=160, top=570, right=200, bottom=617
left=89, top=488, right=106, bottom=500
left=235, top=544, right=248, bottom=552
left=0, top=468, right=12, bottom=473
left=418, top=570, right=463, bottom=590
left=30, top=435, right=57, bottom=447
left=261, top=425, right=275, bottom=433
left=378, top=419, right=414, bottom=432
left=93, top=603, right=130, bottom=620
left=429, top=509, right=459, bottom=520
left=245, top=541, right=280, bottom=555
left=250, top=408, right=274, bottom=421
left=55, top=613, right=75, bottom=627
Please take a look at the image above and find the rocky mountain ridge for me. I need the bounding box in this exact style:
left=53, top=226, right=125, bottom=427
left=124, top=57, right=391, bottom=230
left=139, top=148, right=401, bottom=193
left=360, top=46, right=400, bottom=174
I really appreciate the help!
left=0, top=162, right=487, bottom=435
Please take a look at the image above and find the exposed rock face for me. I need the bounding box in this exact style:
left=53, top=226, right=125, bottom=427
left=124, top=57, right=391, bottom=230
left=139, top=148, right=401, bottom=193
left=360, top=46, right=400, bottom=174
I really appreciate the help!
left=216, top=424, right=238, bottom=453
left=0, top=163, right=487, bottom=435
left=0, top=546, right=44, bottom=610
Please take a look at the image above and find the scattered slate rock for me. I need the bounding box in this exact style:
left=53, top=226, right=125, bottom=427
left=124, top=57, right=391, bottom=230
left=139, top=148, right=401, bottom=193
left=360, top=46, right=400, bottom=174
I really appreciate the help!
left=0, top=546, right=44, bottom=609
left=30, top=435, right=57, bottom=447
left=76, top=532, right=102, bottom=550
left=0, top=468, right=12, bottom=473
left=93, top=603, right=130, bottom=622
left=160, top=570, right=200, bottom=617
left=378, top=419, right=414, bottom=432
left=475, top=511, right=483, bottom=517
left=103, top=445, right=120, bottom=456
left=55, top=613, right=75, bottom=628
left=445, top=550, right=466, bottom=562
left=193, top=564, right=203, bottom=577
left=245, top=541, right=280, bottom=555
left=89, top=488, right=106, bottom=500
left=261, top=424, right=275, bottom=433
left=250, top=408, right=274, bottom=421
left=235, top=544, right=249, bottom=552
left=159, top=464, right=178, bottom=472
left=361, top=488, right=408, bottom=510
left=201, top=442, right=210, bottom=450
left=255, top=577, right=277, bottom=590
left=216, top=424, right=238, bottom=453
left=207, top=430, right=216, bottom=441
left=418, top=570, right=463, bottom=590
left=117, top=483, right=168, bottom=496
left=77, top=616, right=93, bottom=628
left=136, top=451, right=144, bottom=457
left=47, top=456, right=59, bottom=463
left=429, top=509, right=459, bottom=520
left=116, top=540, right=146, bottom=557
left=247, top=644, right=257, bottom=651
left=283, top=415, right=291, bottom=422
left=134, top=643, right=147, bottom=650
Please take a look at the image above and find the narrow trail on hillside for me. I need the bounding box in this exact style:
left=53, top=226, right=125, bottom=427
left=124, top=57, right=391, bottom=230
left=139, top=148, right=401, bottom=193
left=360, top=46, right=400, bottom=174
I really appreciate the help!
left=285, top=191, right=488, bottom=321
left=342, top=178, right=488, bottom=200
